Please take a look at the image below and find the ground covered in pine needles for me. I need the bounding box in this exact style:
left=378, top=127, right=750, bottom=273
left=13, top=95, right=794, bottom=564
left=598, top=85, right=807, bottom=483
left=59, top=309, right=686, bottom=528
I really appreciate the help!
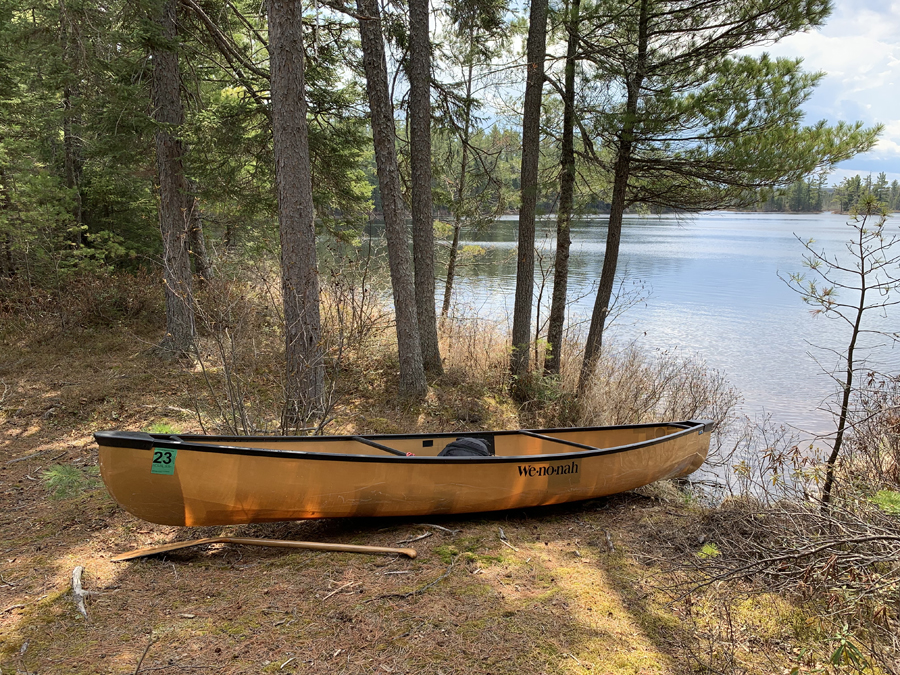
left=0, top=282, right=867, bottom=675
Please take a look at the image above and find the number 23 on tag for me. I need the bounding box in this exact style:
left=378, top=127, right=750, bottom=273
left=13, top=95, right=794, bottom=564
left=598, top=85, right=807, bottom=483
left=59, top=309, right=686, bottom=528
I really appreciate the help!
left=151, top=448, right=178, bottom=475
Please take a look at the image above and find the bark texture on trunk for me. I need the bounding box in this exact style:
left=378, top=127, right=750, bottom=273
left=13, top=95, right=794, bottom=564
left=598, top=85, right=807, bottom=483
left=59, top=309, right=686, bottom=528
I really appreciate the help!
left=510, top=0, right=549, bottom=385
left=441, top=61, right=474, bottom=319
left=544, top=0, right=580, bottom=376
left=268, top=0, right=325, bottom=420
left=357, top=0, right=426, bottom=399
left=152, top=0, right=195, bottom=357
left=408, top=0, right=442, bottom=375
left=577, top=0, right=649, bottom=395
left=60, top=0, right=83, bottom=244
left=185, top=180, right=213, bottom=284
left=441, top=220, right=461, bottom=317
left=0, top=165, right=14, bottom=278
left=821, top=219, right=870, bottom=508
left=62, top=89, right=83, bottom=241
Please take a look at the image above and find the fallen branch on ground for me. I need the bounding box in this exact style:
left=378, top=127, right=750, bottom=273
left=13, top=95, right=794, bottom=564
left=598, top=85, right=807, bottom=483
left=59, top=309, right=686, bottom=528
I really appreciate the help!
left=71, top=566, right=88, bottom=620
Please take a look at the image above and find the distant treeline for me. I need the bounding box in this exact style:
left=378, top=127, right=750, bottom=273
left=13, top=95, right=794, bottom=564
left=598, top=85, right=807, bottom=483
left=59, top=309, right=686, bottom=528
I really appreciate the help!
left=750, top=172, right=900, bottom=213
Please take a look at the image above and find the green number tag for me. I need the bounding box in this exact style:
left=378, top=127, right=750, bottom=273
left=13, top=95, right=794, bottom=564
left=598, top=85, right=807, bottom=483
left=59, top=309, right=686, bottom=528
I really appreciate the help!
left=151, top=448, right=177, bottom=475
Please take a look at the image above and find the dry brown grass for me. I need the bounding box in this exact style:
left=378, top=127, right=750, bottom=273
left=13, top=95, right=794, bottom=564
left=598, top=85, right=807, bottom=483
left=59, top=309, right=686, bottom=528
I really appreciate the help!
left=0, top=274, right=844, bottom=675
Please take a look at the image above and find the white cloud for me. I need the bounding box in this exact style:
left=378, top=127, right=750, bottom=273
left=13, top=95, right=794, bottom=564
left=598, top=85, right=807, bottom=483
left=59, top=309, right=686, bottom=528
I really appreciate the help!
left=744, top=1, right=900, bottom=173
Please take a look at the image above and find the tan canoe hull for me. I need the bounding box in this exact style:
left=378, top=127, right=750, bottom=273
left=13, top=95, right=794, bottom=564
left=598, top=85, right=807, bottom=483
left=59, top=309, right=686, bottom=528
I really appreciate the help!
left=95, top=422, right=710, bottom=527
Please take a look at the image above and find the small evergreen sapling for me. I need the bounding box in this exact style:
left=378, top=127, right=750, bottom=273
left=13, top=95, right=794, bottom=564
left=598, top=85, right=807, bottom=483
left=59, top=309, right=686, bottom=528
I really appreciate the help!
left=784, top=195, right=900, bottom=508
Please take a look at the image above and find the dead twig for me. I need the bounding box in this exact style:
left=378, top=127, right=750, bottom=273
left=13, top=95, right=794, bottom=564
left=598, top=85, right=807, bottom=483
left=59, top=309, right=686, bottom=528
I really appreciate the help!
left=416, top=523, right=460, bottom=534
left=18, top=640, right=29, bottom=675
left=499, top=527, right=519, bottom=551
left=6, top=450, right=46, bottom=465
left=370, top=556, right=458, bottom=602
left=321, top=581, right=359, bottom=601
left=133, top=634, right=157, bottom=675
left=395, top=532, right=432, bottom=545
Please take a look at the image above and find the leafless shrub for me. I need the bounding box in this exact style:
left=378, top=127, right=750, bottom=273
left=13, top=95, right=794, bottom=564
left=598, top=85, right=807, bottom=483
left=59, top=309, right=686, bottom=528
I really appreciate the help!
left=574, top=344, right=742, bottom=429
left=319, top=251, right=394, bottom=365
left=844, top=374, right=900, bottom=491
left=678, top=498, right=900, bottom=671
left=709, top=414, right=817, bottom=503
left=440, top=303, right=511, bottom=391
left=188, top=251, right=402, bottom=435
left=190, top=264, right=285, bottom=435
left=653, top=402, right=900, bottom=673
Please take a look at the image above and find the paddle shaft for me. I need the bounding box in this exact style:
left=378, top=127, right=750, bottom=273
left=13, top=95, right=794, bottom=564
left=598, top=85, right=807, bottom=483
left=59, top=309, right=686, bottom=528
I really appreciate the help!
left=112, top=536, right=418, bottom=562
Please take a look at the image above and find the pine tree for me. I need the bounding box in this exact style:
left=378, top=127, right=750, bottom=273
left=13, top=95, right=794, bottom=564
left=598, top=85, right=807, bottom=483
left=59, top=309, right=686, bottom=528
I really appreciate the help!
left=575, top=0, right=880, bottom=395
left=511, top=0, right=549, bottom=391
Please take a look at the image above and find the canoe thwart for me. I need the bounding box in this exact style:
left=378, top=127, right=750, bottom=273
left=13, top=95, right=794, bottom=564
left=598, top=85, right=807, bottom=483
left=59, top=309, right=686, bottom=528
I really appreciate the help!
left=519, top=430, right=598, bottom=451
left=351, top=435, right=409, bottom=456
left=111, top=536, right=418, bottom=562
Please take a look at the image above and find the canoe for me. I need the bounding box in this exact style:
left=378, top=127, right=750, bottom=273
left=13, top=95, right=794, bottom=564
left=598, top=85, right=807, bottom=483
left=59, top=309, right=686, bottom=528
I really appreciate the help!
left=94, top=420, right=711, bottom=527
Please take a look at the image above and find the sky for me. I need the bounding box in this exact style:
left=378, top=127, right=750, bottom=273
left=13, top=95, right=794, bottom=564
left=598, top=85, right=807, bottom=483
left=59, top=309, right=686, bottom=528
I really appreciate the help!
left=752, top=0, right=900, bottom=183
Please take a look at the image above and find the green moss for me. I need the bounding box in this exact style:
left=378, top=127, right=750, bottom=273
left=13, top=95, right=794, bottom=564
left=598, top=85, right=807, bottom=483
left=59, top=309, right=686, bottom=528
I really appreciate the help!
left=453, top=583, right=494, bottom=598
left=871, top=489, right=900, bottom=515
left=697, top=542, right=721, bottom=559
left=731, top=594, right=806, bottom=640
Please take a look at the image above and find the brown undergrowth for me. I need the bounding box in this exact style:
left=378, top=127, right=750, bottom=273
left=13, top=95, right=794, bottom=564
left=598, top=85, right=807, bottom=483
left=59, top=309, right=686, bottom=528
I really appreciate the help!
left=0, top=273, right=860, bottom=674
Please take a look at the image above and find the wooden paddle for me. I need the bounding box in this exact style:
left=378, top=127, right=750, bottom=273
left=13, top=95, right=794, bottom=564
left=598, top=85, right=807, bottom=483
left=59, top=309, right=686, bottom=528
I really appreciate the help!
left=111, top=536, right=418, bottom=562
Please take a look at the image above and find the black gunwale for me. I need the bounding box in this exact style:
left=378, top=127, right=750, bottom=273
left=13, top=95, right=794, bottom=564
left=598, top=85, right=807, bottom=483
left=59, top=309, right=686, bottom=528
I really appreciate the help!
left=94, top=421, right=709, bottom=465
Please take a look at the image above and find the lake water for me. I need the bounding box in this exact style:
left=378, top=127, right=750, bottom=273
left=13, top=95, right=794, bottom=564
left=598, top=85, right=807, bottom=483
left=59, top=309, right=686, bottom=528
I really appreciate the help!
left=440, top=211, right=900, bottom=434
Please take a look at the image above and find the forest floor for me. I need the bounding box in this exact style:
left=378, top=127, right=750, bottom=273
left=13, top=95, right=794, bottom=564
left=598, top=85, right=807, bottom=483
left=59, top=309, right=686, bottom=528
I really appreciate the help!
left=0, top=306, right=824, bottom=675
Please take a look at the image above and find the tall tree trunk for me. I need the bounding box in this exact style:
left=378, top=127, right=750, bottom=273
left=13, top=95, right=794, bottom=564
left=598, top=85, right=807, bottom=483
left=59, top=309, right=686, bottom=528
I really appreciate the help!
left=441, top=221, right=461, bottom=317
left=224, top=221, right=236, bottom=251
left=357, top=0, right=427, bottom=399
left=510, top=0, right=549, bottom=389
left=185, top=180, right=213, bottom=284
left=0, top=164, right=14, bottom=279
left=577, top=0, right=648, bottom=396
left=62, top=87, right=83, bottom=244
left=152, top=0, right=195, bottom=357
left=821, top=217, right=871, bottom=509
left=268, top=0, right=325, bottom=421
left=544, top=0, right=580, bottom=376
left=408, top=0, right=442, bottom=375
left=59, top=0, right=83, bottom=245
left=441, top=61, right=474, bottom=318
left=1, top=235, right=11, bottom=278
